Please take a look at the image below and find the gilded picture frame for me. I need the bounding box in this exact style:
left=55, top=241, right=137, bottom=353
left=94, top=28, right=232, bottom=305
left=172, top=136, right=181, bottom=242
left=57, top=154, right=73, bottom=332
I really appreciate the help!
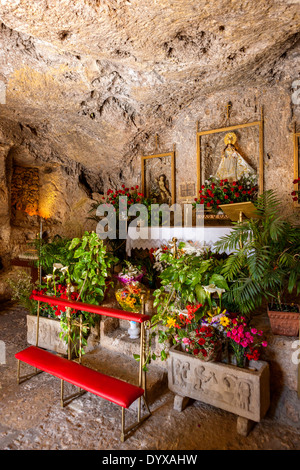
left=293, top=123, right=300, bottom=208
left=196, top=108, right=264, bottom=197
left=141, top=149, right=176, bottom=205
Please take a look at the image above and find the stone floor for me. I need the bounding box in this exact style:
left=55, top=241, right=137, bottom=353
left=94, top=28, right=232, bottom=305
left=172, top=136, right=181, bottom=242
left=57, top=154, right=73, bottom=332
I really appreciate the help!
left=0, top=302, right=299, bottom=451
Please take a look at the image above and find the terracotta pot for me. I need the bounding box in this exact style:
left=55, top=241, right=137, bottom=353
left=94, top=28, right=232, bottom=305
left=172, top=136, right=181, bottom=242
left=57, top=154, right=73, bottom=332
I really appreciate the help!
left=267, top=305, right=300, bottom=336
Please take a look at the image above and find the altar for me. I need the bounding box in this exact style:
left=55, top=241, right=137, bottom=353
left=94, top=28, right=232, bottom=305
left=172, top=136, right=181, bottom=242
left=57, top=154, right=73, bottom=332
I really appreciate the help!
left=126, top=226, right=234, bottom=256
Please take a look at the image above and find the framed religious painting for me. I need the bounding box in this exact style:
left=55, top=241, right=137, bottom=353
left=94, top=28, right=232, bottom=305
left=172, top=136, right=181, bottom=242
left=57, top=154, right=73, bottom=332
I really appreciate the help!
left=141, top=149, right=176, bottom=205
left=293, top=123, right=300, bottom=207
left=196, top=108, right=264, bottom=211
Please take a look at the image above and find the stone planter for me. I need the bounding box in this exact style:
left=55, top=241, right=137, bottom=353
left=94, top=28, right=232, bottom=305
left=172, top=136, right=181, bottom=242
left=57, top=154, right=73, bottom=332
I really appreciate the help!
left=167, top=345, right=270, bottom=436
left=267, top=305, right=300, bottom=336
left=26, top=315, right=79, bottom=356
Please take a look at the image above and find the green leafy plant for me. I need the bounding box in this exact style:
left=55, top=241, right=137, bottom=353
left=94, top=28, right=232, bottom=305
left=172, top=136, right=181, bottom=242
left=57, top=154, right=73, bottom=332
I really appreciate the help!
left=68, top=231, right=118, bottom=305
left=214, top=190, right=300, bottom=315
left=31, top=235, right=73, bottom=275
left=139, top=242, right=229, bottom=366
left=7, top=270, right=36, bottom=314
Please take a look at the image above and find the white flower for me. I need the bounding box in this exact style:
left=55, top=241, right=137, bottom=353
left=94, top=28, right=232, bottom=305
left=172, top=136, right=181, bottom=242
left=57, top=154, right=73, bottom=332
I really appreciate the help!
left=215, top=287, right=225, bottom=296
left=45, top=274, right=54, bottom=280
left=60, top=266, right=69, bottom=274
left=203, top=284, right=218, bottom=294
left=53, top=263, right=63, bottom=271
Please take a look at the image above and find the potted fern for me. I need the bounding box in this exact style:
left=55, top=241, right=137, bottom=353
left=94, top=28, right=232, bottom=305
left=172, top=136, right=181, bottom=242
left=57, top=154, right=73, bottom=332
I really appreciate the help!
left=214, top=190, right=300, bottom=336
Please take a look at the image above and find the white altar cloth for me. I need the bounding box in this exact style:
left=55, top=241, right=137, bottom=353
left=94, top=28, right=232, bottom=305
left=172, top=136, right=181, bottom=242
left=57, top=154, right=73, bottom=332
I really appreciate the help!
left=126, top=226, right=233, bottom=256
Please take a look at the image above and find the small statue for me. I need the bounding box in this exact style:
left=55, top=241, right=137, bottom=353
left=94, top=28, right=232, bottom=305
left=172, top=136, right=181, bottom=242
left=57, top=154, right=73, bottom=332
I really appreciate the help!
left=155, top=174, right=172, bottom=204
left=216, top=132, right=255, bottom=182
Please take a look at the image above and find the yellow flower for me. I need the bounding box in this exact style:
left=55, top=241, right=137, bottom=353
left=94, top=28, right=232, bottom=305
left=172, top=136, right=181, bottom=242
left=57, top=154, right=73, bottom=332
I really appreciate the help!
left=166, top=317, right=176, bottom=328
left=220, top=316, right=230, bottom=327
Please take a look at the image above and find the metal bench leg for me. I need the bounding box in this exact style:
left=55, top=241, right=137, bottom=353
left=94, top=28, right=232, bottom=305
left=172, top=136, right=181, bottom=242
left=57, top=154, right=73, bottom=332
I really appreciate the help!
left=17, top=359, right=43, bottom=385
left=121, top=407, right=125, bottom=443
left=60, top=378, right=86, bottom=408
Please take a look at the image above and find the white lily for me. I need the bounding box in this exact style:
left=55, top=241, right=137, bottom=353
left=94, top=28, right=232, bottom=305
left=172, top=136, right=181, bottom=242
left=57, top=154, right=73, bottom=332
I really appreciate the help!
left=53, top=263, right=63, bottom=272
left=203, top=284, right=218, bottom=294
left=215, top=286, right=225, bottom=296
left=60, top=266, right=69, bottom=274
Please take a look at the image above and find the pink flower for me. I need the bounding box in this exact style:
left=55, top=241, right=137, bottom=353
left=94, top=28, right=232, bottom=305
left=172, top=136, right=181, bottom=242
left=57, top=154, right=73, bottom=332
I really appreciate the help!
left=227, top=331, right=232, bottom=338
left=258, top=330, right=263, bottom=336
left=182, top=337, right=190, bottom=344
left=241, top=339, right=249, bottom=348
left=232, top=328, right=237, bottom=335
left=262, top=341, right=268, bottom=347
left=251, top=328, right=257, bottom=334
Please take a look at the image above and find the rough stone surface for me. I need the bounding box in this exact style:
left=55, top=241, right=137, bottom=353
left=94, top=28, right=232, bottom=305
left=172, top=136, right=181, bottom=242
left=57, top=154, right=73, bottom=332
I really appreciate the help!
left=0, top=1, right=299, bottom=286
left=0, top=1, right=299, bottom=221
left=1, top=301, right=300, bottom=450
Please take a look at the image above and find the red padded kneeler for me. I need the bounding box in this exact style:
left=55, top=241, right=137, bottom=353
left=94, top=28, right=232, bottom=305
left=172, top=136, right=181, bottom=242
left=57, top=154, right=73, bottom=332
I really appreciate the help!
left=15, top=346, right=144, bottom=409
left=31, top=294, right=150, bottom=323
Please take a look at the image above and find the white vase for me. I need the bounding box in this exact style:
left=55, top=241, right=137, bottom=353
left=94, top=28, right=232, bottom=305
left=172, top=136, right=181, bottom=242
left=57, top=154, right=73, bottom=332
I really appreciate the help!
left=128, top=321, right=140, bottom=339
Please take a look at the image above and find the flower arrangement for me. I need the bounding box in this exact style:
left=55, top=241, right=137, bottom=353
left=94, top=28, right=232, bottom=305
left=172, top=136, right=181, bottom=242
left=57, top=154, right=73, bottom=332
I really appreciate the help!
left=193, top=175, right=258, bottom=212
left=291, top=177, right=300, bottom=203
left=115, top=281, right=146, bottom=313
left=171, top=303, right=222, bottom=361
left=225, top=316, right=268, bottom=367
left=179, top=325, right=222, bottom=361
left=116, top=261, right=144, bottom=284
left=101, top=184, right=152, bottom=218
left=30, top=284, right=79, bottom=318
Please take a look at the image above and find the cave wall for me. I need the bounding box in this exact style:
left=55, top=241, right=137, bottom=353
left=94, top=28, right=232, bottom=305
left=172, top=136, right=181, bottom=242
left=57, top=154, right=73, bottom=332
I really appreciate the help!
left=0, top=0, right=299, bottom=266
left=134, top=82, right=300, bottom=223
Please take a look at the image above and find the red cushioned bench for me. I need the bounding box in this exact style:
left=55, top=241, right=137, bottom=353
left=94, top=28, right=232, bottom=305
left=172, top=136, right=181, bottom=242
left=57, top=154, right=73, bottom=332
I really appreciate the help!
left=15, top=345, right=144, bottom=408
left=15, top=291, right=151, bottom=442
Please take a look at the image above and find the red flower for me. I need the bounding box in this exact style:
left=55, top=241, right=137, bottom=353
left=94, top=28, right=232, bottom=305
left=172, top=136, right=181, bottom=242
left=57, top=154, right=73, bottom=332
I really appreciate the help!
left=198, top=338, right=206, bottom=346
left=224, top=195, right=229, bottom=200
left=235, top=192, right=240, bottom=198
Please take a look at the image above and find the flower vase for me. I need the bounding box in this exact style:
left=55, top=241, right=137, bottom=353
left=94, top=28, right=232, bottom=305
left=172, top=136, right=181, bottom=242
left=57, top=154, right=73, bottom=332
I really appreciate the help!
left=233, top=344, right=247, bottom=368
left=128, top=321, right=140, bottom=339
left=115, top=280, right=149, bottom=339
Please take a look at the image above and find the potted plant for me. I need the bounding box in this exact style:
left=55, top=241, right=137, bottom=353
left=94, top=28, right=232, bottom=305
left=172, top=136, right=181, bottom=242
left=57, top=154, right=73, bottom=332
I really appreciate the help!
left=166, top=290, right=270, bottom=435
left=193, top=175, right=258, bottom=214
left=89, top=184, right=152, bottom=258
left=114, top=261, right=149, bottom=339
left=143, top=241, right=228, bottom=363
left=214, top=190, right=300, bottom=335
left=17, top=232, right=117, bottom=356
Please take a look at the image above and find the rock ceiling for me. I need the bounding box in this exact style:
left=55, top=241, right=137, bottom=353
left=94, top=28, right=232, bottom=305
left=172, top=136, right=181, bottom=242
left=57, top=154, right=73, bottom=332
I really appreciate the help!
left=0, top=0, right=299, bottom=191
